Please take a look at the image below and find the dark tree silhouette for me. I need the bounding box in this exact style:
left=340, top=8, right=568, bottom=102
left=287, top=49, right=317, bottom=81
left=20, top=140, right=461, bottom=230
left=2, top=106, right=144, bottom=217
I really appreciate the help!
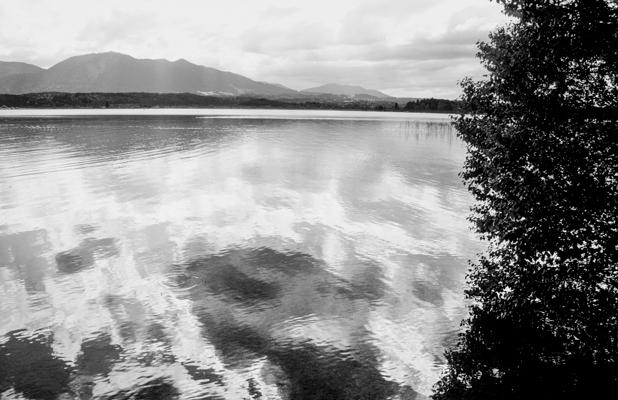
left=403, top=98, right=458, bottom=112
left=434, top=1, right=618, bottom=399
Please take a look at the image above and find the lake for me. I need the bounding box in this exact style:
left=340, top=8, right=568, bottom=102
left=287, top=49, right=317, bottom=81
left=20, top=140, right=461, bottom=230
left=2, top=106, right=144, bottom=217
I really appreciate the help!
left=0, top=109, right=479, bottom=400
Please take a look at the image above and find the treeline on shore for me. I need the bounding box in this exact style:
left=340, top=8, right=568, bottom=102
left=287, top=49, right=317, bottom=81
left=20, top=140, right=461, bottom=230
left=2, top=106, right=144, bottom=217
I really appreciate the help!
left=0, top=92, right=459, bottom=113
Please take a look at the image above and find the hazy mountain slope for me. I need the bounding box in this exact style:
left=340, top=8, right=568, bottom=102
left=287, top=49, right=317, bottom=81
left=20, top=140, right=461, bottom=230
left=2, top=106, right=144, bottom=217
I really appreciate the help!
left=0, top=52, right=298, bottom=96
left=0, top=61, right=44, bottom=78
left=301, top=83, right=390, bottom=99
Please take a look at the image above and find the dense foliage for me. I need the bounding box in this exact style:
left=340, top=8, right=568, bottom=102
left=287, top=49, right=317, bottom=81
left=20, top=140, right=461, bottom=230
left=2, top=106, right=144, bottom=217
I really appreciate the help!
left=0, top=92, right=458, bottom=113
left=434, top=0, right=618, bottom=399
left=403, top=98, right=459, bottom=112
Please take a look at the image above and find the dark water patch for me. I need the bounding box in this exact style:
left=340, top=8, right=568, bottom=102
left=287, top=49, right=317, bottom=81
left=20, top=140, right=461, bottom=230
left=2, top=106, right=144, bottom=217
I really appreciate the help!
left=348, top=263, right=388, bottom=302
left=168, top=267, right=194, bottom=289
left=251, top=247, right=322, bottom=276
left=316, top=281, right=356, bottom=300
left=200, top=321, right=402, bottom=400
left=100, top=377, right=180, bottom=400
left=175, top=247, right=387, bottom=321
left=146, top=322, right=168, bottom=344
left=207, top=266, right=280, bottom=304
left=177, top=248, right=414, bottom=398
left=199, top=247, right=320, bottom=277
left=197, top=320, right=271, bottom=367
left=399, top=385, right=423, bottom=400
left=77, top=333, right=123, bottom=377
left=412, top=280, right=444, bottom=307
left=0, top=329, right=73, bottom=400
left=247, top=378, right=262, bottom=400
left=269, top=342, right=398, bottom=400
left=55, top=237, right=118, bottom=273
left=247, top=377, right=262, bottom=399
left=186, top=259, right=281, bottom=306
left=137, top=324, right=176, bottom=366
left=193, top=316, right=408, bottom=400
left=176, top=247, right=388, bottom=332
left=55, top=249, right=94, bottom=273
left=180, top=250, right=290, bottom=307
left=136, top=348, right=176, bottom=367
left=183, top=363, right=225, bottom=387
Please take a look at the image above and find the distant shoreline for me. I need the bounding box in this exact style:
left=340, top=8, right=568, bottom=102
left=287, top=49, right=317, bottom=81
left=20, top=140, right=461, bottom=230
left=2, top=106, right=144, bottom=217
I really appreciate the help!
left=0, top=109, right=454, bottom=120
left=0, top=92, right=459, bottom=114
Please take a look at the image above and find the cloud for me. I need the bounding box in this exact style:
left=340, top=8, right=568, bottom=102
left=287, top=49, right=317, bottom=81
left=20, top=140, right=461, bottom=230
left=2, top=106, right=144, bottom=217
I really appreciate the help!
left=78, top=10, right=160, bottom=50
left=257, top=58, right=481, bottom=98
left=241, top=22, right=336, bottom=54
left=0, top=0, right=508, bottom=97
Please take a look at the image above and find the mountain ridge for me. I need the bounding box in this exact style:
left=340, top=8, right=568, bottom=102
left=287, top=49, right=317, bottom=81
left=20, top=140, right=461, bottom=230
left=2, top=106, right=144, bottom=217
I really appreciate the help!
left=301, top=83, right=391, bottom=99
left=0, top=52, right=298, bottom=96
left=0, top=52, right=395, bottom=100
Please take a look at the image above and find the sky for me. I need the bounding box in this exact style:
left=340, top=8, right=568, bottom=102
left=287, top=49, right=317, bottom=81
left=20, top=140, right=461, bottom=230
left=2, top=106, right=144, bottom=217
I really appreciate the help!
left=0, top=0, right=508, bottom=98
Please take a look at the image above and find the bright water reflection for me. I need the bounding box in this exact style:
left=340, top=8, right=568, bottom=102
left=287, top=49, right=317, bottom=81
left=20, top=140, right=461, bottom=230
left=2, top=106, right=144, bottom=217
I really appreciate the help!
left=0, top=110, right=479, bottom=400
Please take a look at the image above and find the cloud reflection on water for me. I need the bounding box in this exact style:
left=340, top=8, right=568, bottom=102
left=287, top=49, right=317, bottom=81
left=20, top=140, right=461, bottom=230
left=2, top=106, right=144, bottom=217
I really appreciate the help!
left=0, top=112, right=479, bottom=399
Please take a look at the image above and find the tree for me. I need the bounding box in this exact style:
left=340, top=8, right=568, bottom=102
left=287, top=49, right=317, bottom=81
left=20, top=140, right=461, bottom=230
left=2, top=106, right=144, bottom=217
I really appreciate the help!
left=433, top=1, right=618, bottom=399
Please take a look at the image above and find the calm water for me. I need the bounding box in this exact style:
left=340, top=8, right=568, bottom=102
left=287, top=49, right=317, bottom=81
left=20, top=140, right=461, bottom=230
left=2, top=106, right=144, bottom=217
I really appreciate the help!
left=0, top=109, right=479, bottom=400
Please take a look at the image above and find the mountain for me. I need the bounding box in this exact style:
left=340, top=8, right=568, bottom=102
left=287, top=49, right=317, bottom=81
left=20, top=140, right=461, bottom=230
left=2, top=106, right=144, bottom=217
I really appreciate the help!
left=301, top=83, right=391, bottom=99
left=0, top=61, right=44, bottom=78
left=0, top=52, right=298, bottom=96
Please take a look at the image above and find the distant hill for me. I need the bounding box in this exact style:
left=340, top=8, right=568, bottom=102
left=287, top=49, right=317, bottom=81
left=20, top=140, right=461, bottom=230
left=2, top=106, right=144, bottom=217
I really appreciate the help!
left=0, top=52, right=298, bottom=96
left=0, top=61, right=44, bottom=78
left=301, top=83, right=391, bottom=99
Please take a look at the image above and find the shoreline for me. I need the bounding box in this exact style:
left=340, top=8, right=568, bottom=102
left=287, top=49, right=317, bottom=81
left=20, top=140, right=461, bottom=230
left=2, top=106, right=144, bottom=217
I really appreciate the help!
left=0, top=107, right=454, bottom=119
left=0, top=106, right=454, bottom=113
left=0, top=92, right=459, bottom=114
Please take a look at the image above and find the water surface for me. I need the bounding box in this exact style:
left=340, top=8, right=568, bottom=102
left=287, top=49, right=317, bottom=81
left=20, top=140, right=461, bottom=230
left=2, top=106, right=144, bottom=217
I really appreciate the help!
left=0, top=109, right=479, bottom=399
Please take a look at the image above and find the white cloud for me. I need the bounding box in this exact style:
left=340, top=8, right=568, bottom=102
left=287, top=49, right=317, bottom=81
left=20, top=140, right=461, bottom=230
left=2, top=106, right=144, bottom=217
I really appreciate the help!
left=0, top=0, right=507, bottom=97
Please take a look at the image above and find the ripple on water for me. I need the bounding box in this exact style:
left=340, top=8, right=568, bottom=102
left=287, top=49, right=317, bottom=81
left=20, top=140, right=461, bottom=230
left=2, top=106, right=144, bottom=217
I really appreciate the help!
left=0, top=112, right=473, bottom=399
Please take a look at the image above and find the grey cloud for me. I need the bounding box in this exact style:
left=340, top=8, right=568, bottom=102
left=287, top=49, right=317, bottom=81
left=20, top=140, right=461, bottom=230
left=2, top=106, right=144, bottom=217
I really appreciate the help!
left=337, top=12, right=387, bottom=46
left=0, top=0, right=506, bottom=97
left=350, top=42, right=476, bottom=62
left=246, top=11, right=495, bottom=96
left=318, top=24, right=490, bottom=63
left=343, top=0, right=448, bottom=23
left=242, top=22, right=335, bottom=54
left=239, top=0, right=482, bottom=59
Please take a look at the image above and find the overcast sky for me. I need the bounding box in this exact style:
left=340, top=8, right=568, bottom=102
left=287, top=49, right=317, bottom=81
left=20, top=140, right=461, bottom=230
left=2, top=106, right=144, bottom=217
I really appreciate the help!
left=0, top=0, right=508, bottom=98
